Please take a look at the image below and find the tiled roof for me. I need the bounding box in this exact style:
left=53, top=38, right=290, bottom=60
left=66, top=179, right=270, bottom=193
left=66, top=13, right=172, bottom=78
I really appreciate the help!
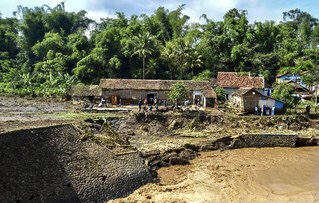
left=216, top=72, right=264, bottom=88
left=232, top=88, right=261, bottom=96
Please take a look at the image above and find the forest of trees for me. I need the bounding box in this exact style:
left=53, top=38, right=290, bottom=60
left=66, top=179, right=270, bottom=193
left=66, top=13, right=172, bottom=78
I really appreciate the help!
left=0, top=2, right=318, bottom=97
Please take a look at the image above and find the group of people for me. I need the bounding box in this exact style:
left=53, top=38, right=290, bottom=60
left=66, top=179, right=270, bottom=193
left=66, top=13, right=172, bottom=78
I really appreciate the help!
left=138, top=98, right=159, bottom=112
left=255, top=105, right=275, bottom=116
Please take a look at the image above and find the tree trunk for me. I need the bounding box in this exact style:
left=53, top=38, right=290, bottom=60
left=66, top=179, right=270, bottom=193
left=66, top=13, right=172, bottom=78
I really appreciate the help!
left=315, top=84, right=318, bottom=113
left=143, top=56, right=145, bottom=80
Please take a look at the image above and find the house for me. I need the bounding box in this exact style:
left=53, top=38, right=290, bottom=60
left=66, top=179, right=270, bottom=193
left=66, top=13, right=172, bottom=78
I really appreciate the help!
left=284, top=80, right=312, bottom=101
left=231, top=88, right=285, bottom=114
left=216, top=72, right=265, bottom=100
left=276, top=73, right=307, bottom=88
left=69, top=85, right=102, bottom=103
left=99, top=79, right=216, bottom=107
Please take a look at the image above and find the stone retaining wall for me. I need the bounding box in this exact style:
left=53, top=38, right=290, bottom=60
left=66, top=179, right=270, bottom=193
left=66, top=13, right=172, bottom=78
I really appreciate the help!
left=230, top=134, right=298, bottom=148
left=0, top=124, right=152, bottom=203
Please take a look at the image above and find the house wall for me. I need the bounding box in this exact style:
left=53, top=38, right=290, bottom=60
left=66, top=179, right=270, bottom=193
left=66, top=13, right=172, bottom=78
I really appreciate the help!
left=232, top=96, right=244, bottom=112
left=242, top=94, right=259, bottom=113
left=224, top=88, right=238, bottom=100
left=102, top=89, right=171, bottom=104
left=258, top=96, right=285, bottom=115
left=277, top=75, right=307, bottom=88
left=102, top=89, right=202, bottom=106
left=258, top=96, right=275, bottom=108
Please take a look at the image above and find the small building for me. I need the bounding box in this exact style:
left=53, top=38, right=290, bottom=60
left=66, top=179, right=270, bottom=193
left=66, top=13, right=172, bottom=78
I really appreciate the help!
left=216, top=72, right=265, bottom=101
left=99, top=79, right=216, bottom=107
left=284, top=80, right=312, bottom=101
left=276, top=73, right=307, bottom=88
left=232, top=88, right=285, bottom=114
left=68, top=85, right=102, bottom=103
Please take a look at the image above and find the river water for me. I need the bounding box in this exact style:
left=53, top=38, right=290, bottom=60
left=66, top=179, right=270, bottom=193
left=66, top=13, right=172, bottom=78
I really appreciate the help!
left=111, top=147, right=319, bottom=202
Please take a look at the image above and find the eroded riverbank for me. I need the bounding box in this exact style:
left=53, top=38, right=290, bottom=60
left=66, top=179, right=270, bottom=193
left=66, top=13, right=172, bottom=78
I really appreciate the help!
left=1, top=96, right=319, bottom=202
left=111, top=146, right=319, bottom=202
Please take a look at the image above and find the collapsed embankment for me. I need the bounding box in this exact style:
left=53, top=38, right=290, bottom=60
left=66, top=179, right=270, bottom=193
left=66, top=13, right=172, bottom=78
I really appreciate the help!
left=107, top=111, right=318, bottom=176
left=0, top=111, right=318, bottom=203
left=0, top=124, right=152, bottom=203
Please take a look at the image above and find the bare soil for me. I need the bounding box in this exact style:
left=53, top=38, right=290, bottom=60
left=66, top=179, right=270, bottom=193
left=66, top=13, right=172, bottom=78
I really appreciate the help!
left=0, top=95, right=75, bottom=132
left=1, top=95, right=318, bottom=203
left=111, top=146, right=319, bottom=202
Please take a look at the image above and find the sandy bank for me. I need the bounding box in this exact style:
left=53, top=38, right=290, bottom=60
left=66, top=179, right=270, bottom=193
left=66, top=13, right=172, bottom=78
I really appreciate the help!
left=111, top=146, right=319, bottom=202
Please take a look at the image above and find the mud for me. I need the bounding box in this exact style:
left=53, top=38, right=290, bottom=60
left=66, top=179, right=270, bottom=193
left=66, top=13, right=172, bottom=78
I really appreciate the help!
left=111, top=147, right=319, bottom=202
left=1, top=96, right=319, bottom=202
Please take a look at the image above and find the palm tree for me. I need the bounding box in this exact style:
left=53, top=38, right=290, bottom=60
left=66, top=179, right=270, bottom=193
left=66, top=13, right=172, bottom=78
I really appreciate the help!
left=184, top=50, right=203, bottom=78
left=161, top=44, right=175, bottom=79
left=131, top=32, right=155, bottom=79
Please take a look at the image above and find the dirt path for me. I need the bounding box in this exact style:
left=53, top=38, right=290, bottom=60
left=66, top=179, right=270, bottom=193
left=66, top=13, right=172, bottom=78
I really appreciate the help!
left=110, top=147, right=319, bottom=202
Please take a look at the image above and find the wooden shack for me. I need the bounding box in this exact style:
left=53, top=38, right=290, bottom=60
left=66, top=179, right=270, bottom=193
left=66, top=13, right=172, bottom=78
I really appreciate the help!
left=232, top=88, right=285, bottom=114
left=99, top=79, right=216, bottom=107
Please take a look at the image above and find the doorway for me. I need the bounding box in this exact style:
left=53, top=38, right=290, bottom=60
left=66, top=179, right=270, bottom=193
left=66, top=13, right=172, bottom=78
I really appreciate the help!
left=147, top=93, right=157, bottom=104
left=111, top=95, right=118, bottom=105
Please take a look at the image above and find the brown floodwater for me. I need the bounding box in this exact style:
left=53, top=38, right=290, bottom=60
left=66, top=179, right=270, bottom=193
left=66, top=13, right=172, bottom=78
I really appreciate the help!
left=110, top=147, right=319, bottom=203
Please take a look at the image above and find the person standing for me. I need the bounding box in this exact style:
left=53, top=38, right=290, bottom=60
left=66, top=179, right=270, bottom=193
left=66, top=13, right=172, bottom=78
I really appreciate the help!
left=261, top=104, right=265, bottom=116
left=255, top=105, right=259, bottom=115
left=138, top=100, right=142, bottom=111
left=271, top=106, right=275, bottom=116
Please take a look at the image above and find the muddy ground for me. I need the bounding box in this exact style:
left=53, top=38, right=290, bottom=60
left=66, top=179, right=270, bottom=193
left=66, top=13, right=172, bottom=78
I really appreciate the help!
left=111, top=147, right=319, bottom=202
left=0, top=95, right=74, bottom=132
left=1, top=95, right=319, bottom=202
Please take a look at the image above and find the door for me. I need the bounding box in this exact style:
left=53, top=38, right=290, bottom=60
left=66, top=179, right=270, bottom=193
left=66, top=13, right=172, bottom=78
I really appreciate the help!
left=111, top=95, right=118, bottom=105
left=147, top=93, right=157, bottom=104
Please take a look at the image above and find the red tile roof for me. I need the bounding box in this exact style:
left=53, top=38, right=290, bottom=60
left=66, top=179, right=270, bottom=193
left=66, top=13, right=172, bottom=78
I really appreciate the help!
left=216, top=72, right=264, bottom=88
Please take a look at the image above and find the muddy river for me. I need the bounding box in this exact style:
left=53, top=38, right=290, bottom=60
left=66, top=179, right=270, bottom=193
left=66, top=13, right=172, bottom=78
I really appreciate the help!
left=111, top=147, right=319, bottom=202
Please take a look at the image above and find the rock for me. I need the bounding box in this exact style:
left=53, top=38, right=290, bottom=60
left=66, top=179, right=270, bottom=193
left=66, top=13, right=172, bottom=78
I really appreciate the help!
left=170, top=157, right=189, bottom=165
left=179, top=149, right=197, bottom=160
left=161, top=152, right=178, bottom=162
left=140, top=149, right=160, bottom=158
left=168, top=119, right=181, bottom=130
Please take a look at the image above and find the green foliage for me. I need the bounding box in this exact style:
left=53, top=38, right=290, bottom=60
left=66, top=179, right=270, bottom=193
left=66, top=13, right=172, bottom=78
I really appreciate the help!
left=214, top=86, right=226, bottom=104
left=272, top=83, right=300, bottom=108
left=168, top=82, right=188, bottom=104
left=0, top=3, right=318, bottom=98
left=192, top=69, right=212, bottom=81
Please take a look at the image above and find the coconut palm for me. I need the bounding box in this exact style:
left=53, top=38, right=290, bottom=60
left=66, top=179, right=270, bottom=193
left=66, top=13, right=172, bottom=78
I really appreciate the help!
left=131, top=32, right=156, bottom=79
left=184, top=50, right=203, bottom=78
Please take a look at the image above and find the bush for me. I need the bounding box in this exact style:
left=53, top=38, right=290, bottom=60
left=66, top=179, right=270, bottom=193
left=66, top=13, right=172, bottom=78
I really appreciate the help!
left=168, top=82, right=188, bottom=105
left=214, top=86, right=226, bottom=104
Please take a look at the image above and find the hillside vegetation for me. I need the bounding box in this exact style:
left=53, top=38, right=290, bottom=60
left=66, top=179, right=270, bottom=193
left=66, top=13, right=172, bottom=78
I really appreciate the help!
left=0, top=3, right=318, bottom=96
